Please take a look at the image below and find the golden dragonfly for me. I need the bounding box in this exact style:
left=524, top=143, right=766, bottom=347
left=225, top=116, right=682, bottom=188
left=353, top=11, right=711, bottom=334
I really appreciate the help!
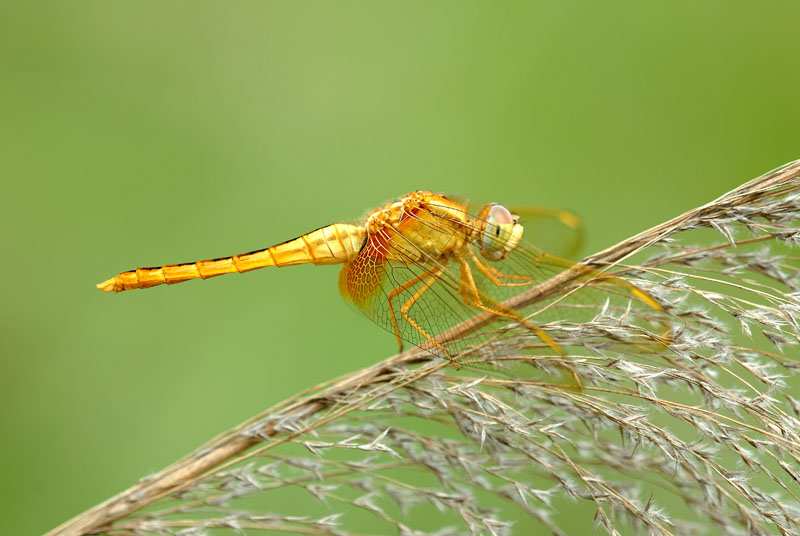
left=97, top=190, right=664, bottom=363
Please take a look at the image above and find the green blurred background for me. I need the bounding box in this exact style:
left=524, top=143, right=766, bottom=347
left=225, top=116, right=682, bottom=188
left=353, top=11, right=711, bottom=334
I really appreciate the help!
left=1, top=1, right=799, bottom=534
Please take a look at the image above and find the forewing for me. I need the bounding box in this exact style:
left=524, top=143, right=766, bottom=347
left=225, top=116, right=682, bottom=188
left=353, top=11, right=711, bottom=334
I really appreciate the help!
left=507, top=206, right=584, bottom=259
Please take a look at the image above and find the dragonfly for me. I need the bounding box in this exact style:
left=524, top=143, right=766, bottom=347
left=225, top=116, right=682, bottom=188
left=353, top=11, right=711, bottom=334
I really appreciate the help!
left=97, top=191, right=664, bottom=365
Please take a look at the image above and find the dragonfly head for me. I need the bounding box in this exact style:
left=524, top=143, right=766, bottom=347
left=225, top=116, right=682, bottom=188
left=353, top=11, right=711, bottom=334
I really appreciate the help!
left=478, top=204, right=523, bottom=261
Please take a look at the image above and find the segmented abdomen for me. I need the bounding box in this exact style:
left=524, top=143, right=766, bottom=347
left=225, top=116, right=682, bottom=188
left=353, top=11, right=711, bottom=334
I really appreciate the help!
left=96, top=223, right=366, bottom=292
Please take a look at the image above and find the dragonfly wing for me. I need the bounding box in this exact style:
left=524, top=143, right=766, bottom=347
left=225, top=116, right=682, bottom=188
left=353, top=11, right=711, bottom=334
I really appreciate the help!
left=421, top=200, right=672, bottom=350
left=338, top=232, right=485, bottom=359
left=340, top=201, right=672, bottom=365
left=493, top=204, right=584, bottom=260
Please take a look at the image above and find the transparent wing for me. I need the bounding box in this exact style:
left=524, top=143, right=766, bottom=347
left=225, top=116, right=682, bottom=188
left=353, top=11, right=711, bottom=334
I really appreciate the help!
left=338, top=224, right=480, bottom=360
left=505, top=205, right=584, bottom=259
left=339, top=200, right=671, bottom=366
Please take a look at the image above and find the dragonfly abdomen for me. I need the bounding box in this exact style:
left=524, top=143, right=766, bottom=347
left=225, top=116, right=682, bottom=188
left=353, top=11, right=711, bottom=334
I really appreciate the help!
left=96, top=223, right=366, bottom=292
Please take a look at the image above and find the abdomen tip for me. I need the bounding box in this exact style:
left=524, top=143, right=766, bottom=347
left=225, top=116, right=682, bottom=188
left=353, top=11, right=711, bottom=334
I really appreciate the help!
left=96, top=278, right=121, bottom=292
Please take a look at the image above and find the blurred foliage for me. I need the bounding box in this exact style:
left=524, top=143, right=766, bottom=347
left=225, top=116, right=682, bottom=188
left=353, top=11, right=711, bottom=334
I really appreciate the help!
left=1, top=1, right=799, bottom=534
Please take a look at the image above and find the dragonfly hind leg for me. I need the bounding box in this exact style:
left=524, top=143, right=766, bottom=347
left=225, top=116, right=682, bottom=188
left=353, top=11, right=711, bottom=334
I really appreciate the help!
left=386, top=265, right=453, bottom=361
left=385, top=271, right=431, bottom=353
left=392, top=265, right=455, bottom=362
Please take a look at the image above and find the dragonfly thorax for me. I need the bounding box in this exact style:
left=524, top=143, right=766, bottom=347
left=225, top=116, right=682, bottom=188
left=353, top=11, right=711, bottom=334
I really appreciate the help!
left=364, top=191, right=471, bottom=262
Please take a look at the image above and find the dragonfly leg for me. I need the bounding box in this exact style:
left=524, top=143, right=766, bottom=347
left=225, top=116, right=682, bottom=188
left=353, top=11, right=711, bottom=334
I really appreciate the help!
left=468, top=248, right=533, bottom=286
left=397, top=265, right=454, bottom=362
left=457, top=257, right=564, bottom=356
left=385, top=270, right=433, bottom=352
left=458, top=256, right=582, bottom=388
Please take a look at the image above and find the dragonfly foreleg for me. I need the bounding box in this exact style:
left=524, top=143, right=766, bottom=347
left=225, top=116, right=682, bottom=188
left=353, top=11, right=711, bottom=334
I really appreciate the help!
left=468, top=248, right=533, bottom=286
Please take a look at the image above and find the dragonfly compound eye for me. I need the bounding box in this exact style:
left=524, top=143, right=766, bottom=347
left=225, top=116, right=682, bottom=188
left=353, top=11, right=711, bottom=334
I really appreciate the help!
left=480, top=204, right=524, bottom=261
